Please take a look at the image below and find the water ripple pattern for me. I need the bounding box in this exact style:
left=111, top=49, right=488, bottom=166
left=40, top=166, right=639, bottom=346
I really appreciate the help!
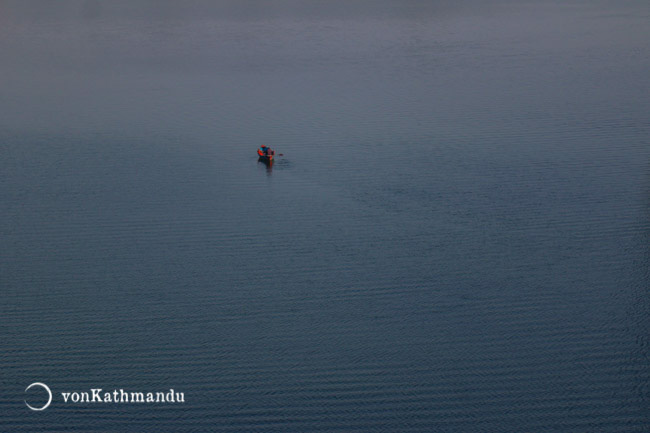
left=1, top=1, right=649, bottom=432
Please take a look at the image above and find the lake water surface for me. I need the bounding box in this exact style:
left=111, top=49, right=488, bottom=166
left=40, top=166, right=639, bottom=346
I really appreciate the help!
left=1, top=1, right=649, bottom=431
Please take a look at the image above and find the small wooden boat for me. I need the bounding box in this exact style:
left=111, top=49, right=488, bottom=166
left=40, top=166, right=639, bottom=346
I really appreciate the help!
left=257, top=148, right=274, bottom=164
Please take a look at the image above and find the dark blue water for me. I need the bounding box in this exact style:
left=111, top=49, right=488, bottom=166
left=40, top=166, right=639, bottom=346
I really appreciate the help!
left=1, top=1, right=649, bottom=431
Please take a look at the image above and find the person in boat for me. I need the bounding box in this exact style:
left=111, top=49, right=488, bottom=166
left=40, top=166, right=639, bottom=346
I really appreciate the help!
left=259, top=145, right=274, bottom=157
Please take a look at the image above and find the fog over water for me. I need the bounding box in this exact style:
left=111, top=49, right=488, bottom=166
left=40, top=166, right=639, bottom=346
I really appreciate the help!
left=1, top=1, right=649, bottom=431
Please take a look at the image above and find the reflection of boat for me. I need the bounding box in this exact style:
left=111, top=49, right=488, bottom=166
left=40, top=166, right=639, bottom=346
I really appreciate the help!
left=257, top=148, right=274, bottom=164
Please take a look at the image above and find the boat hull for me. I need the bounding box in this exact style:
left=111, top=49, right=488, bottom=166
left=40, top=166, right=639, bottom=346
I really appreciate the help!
left=258, top=154, right=274, bottom=164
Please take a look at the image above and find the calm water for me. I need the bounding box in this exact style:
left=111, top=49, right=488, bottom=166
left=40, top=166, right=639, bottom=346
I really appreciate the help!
left=1, top=1, right=649, bottom=431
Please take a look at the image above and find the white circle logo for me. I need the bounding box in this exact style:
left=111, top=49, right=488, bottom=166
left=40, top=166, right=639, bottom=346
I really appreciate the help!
left=25, top=382, right=52, bottom=411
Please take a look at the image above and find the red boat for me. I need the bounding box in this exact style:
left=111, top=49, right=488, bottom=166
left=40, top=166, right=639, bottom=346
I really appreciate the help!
left=257, top=147, right=274, bottom=164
